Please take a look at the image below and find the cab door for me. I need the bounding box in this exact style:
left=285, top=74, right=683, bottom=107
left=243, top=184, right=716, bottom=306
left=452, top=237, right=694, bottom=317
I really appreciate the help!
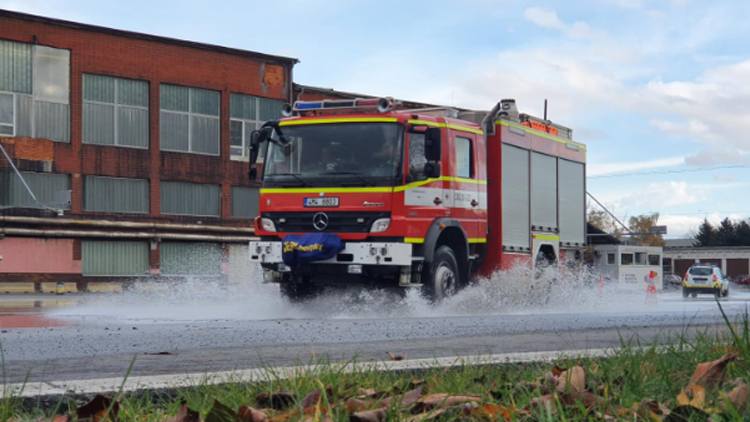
left=450, top=132, right=482, bottom=242
left=401, top=126, right=450, bottom=241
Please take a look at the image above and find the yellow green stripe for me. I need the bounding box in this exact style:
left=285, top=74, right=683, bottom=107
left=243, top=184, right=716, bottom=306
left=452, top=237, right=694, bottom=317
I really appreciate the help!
left=407, top=120, right=483, bottom=135
left=496, top=120, right=586, bottom=151
left=535, top=234, right=560, bottom=241
left=279, top=117, right=398, bottom=126
left=260, top=186, right=392, bottom=194
left=443, top=176, right=487, bottom=185
left=405, top=238, right=425, bottom=244
left=468, top=238, right=487, bottom=244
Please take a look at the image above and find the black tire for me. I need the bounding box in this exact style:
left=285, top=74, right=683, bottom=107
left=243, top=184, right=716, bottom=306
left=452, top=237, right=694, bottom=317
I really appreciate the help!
left=423, top=245, right=461, bottom=302
left=682, top=289, right=689, bottom=298
left=691, top=292, right=698, bottom=298
left=280, top=277, right=318, bottom=302
left=722, top=288, right=729, bottom=298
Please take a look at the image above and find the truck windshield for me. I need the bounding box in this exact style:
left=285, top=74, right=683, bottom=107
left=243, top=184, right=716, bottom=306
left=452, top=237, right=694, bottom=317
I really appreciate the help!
left=262, top=123, right=403, bottom=187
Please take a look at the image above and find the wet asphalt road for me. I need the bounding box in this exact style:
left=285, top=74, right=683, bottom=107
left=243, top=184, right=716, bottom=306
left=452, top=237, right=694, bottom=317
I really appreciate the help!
left=1, top=284, right=749, bottom=384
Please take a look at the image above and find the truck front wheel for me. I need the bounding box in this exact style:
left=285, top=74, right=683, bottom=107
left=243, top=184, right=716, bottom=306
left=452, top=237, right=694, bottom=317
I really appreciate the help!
left=423, top=246, right=460, bottom=302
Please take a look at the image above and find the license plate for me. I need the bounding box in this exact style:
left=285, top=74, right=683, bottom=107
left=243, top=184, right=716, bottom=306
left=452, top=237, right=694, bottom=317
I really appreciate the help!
left=693, top=278, right=707, bottom=283
left=304, top=197, right=339, bottom=207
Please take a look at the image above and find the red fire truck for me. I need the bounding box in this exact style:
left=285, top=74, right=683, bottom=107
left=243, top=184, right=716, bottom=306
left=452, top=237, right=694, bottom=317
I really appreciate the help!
left=248, top=98, right=586, bottom=300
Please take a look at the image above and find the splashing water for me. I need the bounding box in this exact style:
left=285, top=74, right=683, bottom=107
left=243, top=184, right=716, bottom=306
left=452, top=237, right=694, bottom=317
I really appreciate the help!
left=50, top=263, right=657, bottom=324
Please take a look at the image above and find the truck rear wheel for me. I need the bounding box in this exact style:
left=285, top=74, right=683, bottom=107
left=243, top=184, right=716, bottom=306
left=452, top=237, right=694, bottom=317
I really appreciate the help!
left=423, top=246, right=460, bottom=302
left=280, top=277, right=317, bottom=302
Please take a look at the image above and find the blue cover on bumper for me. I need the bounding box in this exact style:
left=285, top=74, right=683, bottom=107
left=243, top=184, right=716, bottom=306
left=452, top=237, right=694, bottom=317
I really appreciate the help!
left=281, top=233, right=345, bottom=268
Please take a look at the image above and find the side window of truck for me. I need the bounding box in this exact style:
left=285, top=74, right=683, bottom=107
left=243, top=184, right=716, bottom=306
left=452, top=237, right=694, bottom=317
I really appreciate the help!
left=455, top=136, right=473, bottom=178
left=408, top=132, right=427, bottom=181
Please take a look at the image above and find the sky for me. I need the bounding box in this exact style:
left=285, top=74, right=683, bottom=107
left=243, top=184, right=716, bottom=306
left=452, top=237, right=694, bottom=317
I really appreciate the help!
left=2, top=0, right=749, bottom=238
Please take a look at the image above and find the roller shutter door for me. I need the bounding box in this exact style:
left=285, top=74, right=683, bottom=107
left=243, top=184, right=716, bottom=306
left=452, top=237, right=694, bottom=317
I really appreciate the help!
left=501, top=144, right=530, bottom=250
left=82, top=241, right=148, bottom=276
left=558, top=159, right=585, bottom=245
left=726, top=259, right=749, bottom=278
left=531, top=152, right=557, bottom=230
left=674, top=259, right=695, bottom=278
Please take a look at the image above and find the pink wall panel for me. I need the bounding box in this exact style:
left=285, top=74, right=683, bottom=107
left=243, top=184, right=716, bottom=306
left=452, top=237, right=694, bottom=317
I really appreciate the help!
left=0, top=238, right=81, bottom=274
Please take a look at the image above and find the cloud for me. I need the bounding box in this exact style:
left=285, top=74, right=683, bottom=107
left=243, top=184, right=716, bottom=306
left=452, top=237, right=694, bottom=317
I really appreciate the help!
left=523, top=7, right=602, bottom=40
left=587, top=157, right=685, bottom=177
left=684, top=149, right=750, bottom=166
left=618, top=181, right=704, bottom=208
left=714, top=173, right=737, bottom=182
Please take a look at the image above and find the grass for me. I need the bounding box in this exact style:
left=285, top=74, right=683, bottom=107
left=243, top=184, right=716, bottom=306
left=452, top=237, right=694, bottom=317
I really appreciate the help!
left=2, top=308, right=749, bottom=421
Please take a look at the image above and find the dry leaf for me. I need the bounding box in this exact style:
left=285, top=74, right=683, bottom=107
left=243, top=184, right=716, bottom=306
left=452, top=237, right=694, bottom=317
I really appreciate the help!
left=205, top=400, right=241, bottom=422
left=238, top=406, right=268, bottom=422
left=636, top=398, right=671, bottom=419
left=52, top=416, right=72, bottom=422
left=719, top=382, right=749, bottom=415
left=557, top=366, right=586, bottom=393
left=349, top=408, right=386, bottom=422
left=346, top=398, right=368, bottom=413
left=166, top=404, right=203, bottom=422
left=300, top=390, right=322, bottom=409
left=525, top=394, right=556, bottom=413
left=663, top=405, right=710, bottom=422
left=686, top=354, right=738, bottom=391
left=551, top=365, right=566, bottom=377
left=76, top=395, right=120, bottom=422
left=558, top=391, right=604, bottom=410
left=386, top=352, right=405, bottom=361
left=412, top=393, right=482, bottom=413
left=469, top=404, right=518, bottom=421
left=381, top=386, right=422, bottom=409
left=256, top=392, right=297, bottom=410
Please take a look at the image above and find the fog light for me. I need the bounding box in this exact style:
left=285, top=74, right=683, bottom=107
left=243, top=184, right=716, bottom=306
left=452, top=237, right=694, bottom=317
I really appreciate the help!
left=381, top=247, right=388, bottom=255
left=370, top=218, right=391, bottom=233
left=256, top=246, right=263, bottom=254
left=370, top=247, right=377, bottom=256
left=261, top=218, right=277, bottom=232
left=265, top=245, right=272, bottom=254
left=348, top=264, right=363, bottom=274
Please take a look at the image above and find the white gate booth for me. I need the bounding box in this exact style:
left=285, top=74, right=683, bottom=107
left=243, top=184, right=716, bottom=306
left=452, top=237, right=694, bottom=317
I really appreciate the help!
left=594, top=245, right=664, bottom=291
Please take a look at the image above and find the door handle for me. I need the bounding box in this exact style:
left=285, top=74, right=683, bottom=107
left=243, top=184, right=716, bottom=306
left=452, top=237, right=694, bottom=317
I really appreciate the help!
left=433, top=197, right=443, bottom=205
left=471, top=199, right=479, bottom=207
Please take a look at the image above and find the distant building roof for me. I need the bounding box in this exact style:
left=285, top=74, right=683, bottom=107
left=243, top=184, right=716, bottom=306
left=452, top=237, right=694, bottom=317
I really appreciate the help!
left=0, top=9, right=299, bottom=64
left=664, top=238, right=696, bottom=249
left=586, top=223, right=620, bottom=245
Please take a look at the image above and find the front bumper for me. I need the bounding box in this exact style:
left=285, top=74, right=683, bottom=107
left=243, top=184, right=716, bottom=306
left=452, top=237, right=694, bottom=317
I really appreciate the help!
left=248, top=240, right=414, bottom=267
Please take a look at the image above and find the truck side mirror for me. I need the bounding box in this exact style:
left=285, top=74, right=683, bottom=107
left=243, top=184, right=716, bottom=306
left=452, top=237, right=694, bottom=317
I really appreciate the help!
left=248, top=167, right=258, bottom=180
left=425, top=127, right=441, bottom=162
left=249, top=126, right=274, bottom=164
left=424, top=163, right=441, bottom=178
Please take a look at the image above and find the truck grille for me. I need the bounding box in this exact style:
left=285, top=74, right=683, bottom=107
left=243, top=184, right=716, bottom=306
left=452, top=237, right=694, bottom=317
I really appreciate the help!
left=263, top=212, right=390, bottom=233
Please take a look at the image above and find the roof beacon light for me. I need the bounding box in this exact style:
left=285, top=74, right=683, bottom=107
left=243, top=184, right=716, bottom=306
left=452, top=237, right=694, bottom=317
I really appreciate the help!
left=286, top=97, right=392, bottom=115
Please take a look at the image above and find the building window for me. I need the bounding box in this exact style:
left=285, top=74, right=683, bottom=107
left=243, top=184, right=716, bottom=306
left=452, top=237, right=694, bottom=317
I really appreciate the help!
left=0, top=171, right=70, bottom=209
left=607, top=253, right=615, bottom=265
left=81, top=241, right=149, bottom=276
left=621, top=253, right=633, bottom=265
left=83, top=75, right=148, bottom=148
left=455, top=136, right=473, bottom=179
left=160, top=181, right=220, bottom=217
left=160, top=84, right=220, bottom=155
left=635, top=252, right=647, bottom=265
left=648, top=254, right=660, bottom=266
left=84, top=176, right=149, bottom=213
left=230, top=94, right=283, bottom=161
left=231, top=186, right=259, bottom=218
left=160, top=242, right=222, bottom=276
left=0, top=41, right=70, bottom=142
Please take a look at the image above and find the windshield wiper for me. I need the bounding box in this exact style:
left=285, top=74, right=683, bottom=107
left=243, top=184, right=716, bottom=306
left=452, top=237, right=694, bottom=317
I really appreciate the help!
left=272, top=173, right=312, bottom=187
left=325, top=171, right=376, bottom=187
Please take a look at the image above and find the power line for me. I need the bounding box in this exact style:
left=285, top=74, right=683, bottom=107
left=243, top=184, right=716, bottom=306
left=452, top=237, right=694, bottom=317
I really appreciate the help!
left=588, top=164, right=750, bottom=179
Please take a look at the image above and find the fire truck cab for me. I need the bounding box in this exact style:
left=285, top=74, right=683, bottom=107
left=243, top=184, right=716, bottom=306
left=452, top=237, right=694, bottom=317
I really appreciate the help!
left=248, top=98, right=586, bottom=301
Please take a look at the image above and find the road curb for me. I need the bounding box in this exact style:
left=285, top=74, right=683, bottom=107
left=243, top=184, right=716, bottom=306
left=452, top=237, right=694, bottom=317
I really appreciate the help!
left=3, top=347, right=612, bottom=404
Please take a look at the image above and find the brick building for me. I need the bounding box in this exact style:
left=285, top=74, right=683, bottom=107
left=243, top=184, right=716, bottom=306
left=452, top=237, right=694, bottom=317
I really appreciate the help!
left=0, top=9, right=297, bottom=288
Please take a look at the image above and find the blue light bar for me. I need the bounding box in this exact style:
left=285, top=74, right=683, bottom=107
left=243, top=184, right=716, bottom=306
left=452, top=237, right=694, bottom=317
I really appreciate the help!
left=296, top=102, right=322, bottom=110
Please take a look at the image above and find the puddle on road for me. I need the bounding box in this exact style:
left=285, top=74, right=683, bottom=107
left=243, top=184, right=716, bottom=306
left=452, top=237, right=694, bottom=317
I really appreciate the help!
left=44, top=265, right=734, bottom=325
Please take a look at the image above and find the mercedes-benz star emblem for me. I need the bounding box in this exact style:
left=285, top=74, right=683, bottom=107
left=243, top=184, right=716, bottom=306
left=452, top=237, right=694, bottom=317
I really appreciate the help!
left=312, top=212, right=329, bottom=231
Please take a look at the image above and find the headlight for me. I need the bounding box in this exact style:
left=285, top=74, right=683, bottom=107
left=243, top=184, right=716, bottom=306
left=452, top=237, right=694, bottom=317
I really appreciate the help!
left=370, top=218, right=391, bottom=233
left=261, top=218, right=276, bottom=232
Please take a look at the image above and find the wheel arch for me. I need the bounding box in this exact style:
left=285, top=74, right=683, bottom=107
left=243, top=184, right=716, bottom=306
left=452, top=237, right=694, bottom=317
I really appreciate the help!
left=422, top=218, right=470, bottom=283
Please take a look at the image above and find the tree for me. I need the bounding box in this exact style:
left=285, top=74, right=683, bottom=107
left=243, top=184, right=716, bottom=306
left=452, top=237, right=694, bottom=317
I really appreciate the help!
left=628, top=212, right=665, bottom=247
left=716, top=218, right=738, bottom=246
left=694, top=219, right=717, bottom=247
left=735, top=220, right=750, bottom=246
